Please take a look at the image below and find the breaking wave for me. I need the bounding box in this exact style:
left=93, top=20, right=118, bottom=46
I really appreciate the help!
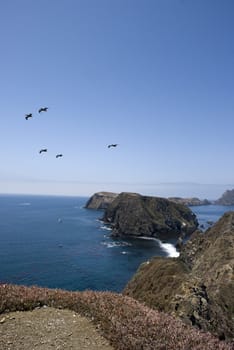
left=101, top=241, right=132, bottom=248
left=158, top=241, right=179, bottom=258
left=137, top=236, right=179, bottom=258
left=100, top=225, right=112, bottom=231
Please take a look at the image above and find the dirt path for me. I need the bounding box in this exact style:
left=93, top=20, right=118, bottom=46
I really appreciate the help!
left=0, top=307, right=114, bottom=350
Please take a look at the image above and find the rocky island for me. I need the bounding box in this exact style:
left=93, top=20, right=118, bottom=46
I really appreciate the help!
left=101, top=192, right=198, bottom=240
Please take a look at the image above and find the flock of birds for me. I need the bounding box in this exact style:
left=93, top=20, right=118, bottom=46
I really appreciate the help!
left=25, top=107, right=119, bottom=156
left=25, top=107, right=63, bottom=158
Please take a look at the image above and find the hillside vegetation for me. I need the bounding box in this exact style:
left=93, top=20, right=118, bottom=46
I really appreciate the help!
left=0, top=284, right=232, bottom=350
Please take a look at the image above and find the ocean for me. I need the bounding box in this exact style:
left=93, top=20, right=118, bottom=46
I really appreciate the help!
left=0, top=194, right=233, bottom=292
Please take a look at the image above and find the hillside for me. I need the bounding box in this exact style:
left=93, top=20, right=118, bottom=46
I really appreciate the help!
left=124, top=211, right=234, bottom=341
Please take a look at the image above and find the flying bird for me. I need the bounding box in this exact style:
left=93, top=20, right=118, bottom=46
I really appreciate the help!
left=39, top=149, right=47, bottom=154
left=56, top=154, right=63, bottom=158
left=25, top=113, right=32, bottom=120
left=38, top=107, right=48, bottom=113
left=108, top=144, right=118, bottom=148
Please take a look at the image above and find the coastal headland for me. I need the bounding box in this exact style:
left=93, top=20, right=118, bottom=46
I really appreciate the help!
left=85, top=190, right=234, bottom=342
left=86, top=191, right=198, bottom=241
left=0, top=190, right=233, bottom=348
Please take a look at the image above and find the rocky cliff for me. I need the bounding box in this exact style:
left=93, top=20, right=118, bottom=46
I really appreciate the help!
left=123, top=211, right=234, bottom=341
left=85, top=192, right=118, bottom=210
left=215, top=189, right=234, bottom=205
left=102, top=192, right=198, bottom=240
left=168, top=197, right=211, bottom=206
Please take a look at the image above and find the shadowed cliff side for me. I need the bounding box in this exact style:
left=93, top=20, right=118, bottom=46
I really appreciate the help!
left=123, top=211, right=234, bottom=341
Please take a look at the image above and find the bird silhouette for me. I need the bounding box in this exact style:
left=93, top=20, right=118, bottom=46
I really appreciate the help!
left=38, top=107, right=48, bottom=113
left=39, top=149, right=47, bottom=154
left=56, top=154, right=63, bottom=158
left=108, top=144, right=118, bottom=148
left=25, top=113, right=32, bottom=120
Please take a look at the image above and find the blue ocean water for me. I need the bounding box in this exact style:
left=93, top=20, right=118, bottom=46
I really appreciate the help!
left=0, top=195, right=233, bottom=292
left=189, top=204, right=234, bottom=231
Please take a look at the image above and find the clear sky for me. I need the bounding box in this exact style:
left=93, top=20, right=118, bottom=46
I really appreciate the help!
left=1, top=0, right=234, bottom=199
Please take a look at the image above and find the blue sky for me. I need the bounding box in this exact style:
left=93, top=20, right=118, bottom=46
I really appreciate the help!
left=1, top=0, right=234, bottom=199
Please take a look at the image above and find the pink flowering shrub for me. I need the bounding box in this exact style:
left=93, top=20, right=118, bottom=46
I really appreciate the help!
left=0, top=283, right=233, bottom=350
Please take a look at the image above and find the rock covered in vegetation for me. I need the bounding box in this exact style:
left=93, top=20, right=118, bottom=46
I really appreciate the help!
left=215, top=189, right=234, bottom=205
left=123, top=211, right=234, bottom=341
left=102, top=192, right=198, bottom=240
left=85, top=192, right=118, bottom=210
left=168, top=197, right=211, bottom=206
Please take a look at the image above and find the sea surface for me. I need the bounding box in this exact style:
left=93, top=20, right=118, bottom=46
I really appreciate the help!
left=0, top=194, right=233, bottom=292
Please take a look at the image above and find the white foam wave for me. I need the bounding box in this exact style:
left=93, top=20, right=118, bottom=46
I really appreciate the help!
left=19, top=202, right=31, bottom=206
left=101, top=241, right=132, bottom=248
left=137, top=236, right=157, bottom=241
left=158, top=241, right=180, bottom=257
left=100, top=226, right=112, bottom=231
left=136, top=236, right=179, bottom=257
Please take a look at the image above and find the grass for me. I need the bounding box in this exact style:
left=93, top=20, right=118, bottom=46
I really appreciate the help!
left=0, top=283, right=233, bottom=350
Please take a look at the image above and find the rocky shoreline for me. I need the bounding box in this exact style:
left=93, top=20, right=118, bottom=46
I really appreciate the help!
left=84, top=191, right=234, bottom=341
left=0, top=191, right=233, bottom=348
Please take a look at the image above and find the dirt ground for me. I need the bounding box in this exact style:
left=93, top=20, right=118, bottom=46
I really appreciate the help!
left=0, top=307, right=114, bottom=350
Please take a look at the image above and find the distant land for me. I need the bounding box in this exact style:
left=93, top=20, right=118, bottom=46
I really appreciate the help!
left=168, top=197, right=211, bottom=206
left=215, top=189, right=234, bottom=205
left=86, top=189, right=234, bottom=208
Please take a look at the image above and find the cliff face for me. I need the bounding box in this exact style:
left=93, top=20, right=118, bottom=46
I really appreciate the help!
left=123, top=211, right=234, bottom=341
left=85, top=192, right=118, bottom=210
left=102, top=192, right=198, bottom=240
left=215, top=189, right=234, bottom=205
left=168, top=197, right=211, bottom=206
